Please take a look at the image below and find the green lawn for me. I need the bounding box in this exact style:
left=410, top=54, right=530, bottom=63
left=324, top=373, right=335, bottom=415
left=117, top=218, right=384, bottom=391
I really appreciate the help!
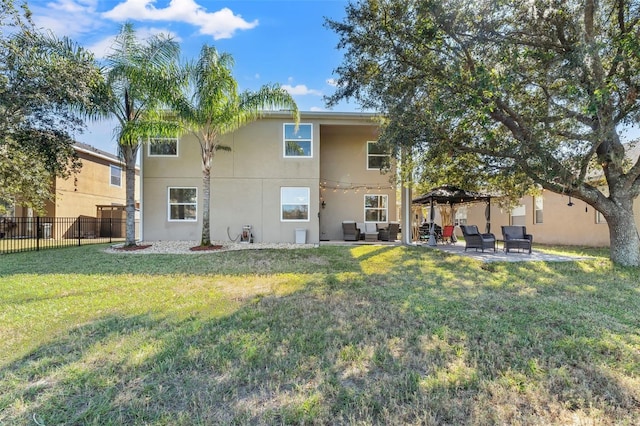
left=1, top=244, right=638, bottom=425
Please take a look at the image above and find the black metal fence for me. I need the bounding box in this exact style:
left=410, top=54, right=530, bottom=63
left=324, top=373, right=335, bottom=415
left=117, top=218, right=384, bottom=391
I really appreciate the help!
left=0, top=216, right=130, bottom=255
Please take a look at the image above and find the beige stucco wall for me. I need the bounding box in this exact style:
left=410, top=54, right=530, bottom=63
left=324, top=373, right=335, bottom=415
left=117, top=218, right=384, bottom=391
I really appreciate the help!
left=142, top=112, right=396, bottom=243
left=319, top=124, right=396, bottom=240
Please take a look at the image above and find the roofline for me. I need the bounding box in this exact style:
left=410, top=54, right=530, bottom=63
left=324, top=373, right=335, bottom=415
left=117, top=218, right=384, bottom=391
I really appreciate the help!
left=74, top=143, right=140, bottom=171
left=261, top=110, right=382, bottom=121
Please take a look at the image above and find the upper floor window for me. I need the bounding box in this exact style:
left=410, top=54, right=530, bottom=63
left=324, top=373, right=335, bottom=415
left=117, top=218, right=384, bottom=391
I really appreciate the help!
left=168, top=187, right=197, bottom=221
left=367, top=141, right=388, bottom=170
left=281, top=187, right=310, bottom=221
left=110, top=165, right=122, bottom=187
left=534, top=195, right=543, bottom=224
left=364, top=194, right=388, bottom=222
left=284, top=123, right=312, bottom=158
left=596, top=210, right=607, bottom=224
left=149, top=137, right=179, bottom=157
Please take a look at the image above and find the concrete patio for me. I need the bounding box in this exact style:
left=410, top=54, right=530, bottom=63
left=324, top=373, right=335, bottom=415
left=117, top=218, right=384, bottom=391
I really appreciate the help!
left=413, top=240, right=593, bottom=262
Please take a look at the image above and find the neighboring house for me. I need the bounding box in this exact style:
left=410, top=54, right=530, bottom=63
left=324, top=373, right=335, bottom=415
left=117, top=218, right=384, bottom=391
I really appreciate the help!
left=5, top=142, right=139, bottom=239
left=141, top=111, right=397, bottom=244
left=460, top=145, right=640, bottom=247
left=462, top=191, right=640, bottom=247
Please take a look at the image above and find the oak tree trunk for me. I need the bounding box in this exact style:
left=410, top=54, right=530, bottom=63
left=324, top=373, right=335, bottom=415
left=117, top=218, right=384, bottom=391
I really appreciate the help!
left=605, top=205, right=640, bottom=266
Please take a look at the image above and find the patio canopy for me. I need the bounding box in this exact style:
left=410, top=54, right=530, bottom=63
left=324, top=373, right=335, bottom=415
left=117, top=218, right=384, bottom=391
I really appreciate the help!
left=412, top=185, right=492, bottom=244
left=412, top=185, right=491, bottom=206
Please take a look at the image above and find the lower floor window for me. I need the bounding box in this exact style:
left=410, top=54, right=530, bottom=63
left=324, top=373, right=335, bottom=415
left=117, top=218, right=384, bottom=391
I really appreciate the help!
left=168, top=187, right=197, bottom=221
left=281, top=187, right=310, bottom=221
left=365, top=194, right=388, bottom=222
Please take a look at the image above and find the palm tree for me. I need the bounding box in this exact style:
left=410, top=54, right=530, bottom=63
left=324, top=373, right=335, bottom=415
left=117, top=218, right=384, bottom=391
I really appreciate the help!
left=174, top=45, right=299, bottom=246
left=102, top=23, right=183, bottom=246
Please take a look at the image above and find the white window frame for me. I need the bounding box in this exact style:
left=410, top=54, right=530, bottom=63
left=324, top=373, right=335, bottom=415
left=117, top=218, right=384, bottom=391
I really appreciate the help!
left=283, top=123, right=313, bottom=158
left=364, top=194, right=388, bottom=223
left=148, top=137, right=179, bottom=157
left=110, top=165, right=122, bottom=187
left=281, top=187, right=310, bottom=222
left=454, top=206, right=467, bottom=226
left=534, top=195, right=543, bottom=224
left=595, top=210, right=607, bottom=224
left=168, top=187, right=197, bottom=222
left=511, top=204, right=526, bottom=226
left=367, top=141, right=388, bottom=170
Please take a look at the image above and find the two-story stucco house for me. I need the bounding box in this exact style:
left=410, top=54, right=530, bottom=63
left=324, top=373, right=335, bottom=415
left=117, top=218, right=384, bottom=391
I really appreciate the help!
left=141, top=111, right=398, bottom=244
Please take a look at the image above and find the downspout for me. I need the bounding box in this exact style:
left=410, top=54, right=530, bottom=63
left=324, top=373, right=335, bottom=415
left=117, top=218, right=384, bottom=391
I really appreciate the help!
left=139, top=146, right=144, bottom=242
left=400, top=147, right=413, bottom=245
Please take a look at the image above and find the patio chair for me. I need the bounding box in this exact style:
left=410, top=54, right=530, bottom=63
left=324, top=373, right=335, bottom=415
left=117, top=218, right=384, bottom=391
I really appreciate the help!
left=342, top=221, right=361, bottom=241
left=441, top=225, right=455, bottom=244
left=378, top=222, right=400, bottom=241
left=501, top=226, right=533, bottom=254
left=460, top=225, right=496, bottom=252
left=419, top=224, right=430, bottom=241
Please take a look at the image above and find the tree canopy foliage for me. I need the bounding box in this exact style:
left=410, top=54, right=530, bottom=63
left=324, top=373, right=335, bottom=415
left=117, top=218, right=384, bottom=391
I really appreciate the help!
left=327, top=0, right=640, bottom=265
left=0, top=0, right=104, bottom=214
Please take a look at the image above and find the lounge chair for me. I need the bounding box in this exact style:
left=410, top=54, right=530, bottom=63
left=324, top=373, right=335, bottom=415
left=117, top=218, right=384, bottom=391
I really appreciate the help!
left=378, top=222, right=399, bottom=241
left=342, top=221, right=361, bottom=241
left=501, top=226, right=533, bottom=254
left=460, top=225, right=496, bottom=252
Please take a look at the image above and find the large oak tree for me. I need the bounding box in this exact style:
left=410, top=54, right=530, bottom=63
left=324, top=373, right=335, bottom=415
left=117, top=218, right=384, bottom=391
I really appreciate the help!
left=1, top=0, right=104, bottom=214
left=327, top=0, right=640, bottom=266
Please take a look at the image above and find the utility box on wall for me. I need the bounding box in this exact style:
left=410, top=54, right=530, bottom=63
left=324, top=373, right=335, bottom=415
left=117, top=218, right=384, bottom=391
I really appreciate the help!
left=295, top=228, right=307, bottom=244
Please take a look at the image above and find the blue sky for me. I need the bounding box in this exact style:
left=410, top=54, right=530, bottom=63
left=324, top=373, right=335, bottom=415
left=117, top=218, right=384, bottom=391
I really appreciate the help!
left=27, top=0, right=357, bottom=154
left=25, top=0, right=640, bottom=155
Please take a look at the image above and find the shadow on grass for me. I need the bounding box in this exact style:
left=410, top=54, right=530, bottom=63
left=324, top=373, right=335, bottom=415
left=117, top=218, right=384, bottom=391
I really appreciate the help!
left=1, top=247, right=639, bottom=424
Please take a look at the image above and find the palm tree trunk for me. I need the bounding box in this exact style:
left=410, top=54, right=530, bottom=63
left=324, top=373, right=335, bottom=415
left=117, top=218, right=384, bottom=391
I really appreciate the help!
left=123, top=144, right=139, bottom=247
left=201, top=166, right=211, bottom=246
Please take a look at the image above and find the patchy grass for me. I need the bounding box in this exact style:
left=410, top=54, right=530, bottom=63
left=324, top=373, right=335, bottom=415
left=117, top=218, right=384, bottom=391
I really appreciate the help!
left=1, top=244, right=639, bottom=425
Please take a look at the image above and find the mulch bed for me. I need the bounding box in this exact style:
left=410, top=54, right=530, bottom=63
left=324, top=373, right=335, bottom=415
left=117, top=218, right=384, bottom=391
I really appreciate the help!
left=189, top=245, right=224, bottom=251
left=114, top=244, right=152, bottom=251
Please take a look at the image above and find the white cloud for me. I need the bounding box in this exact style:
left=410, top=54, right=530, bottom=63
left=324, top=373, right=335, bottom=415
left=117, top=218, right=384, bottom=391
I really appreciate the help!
left=102, top=0, right=258, bottom=40
left=282, top=84, right=323, bottom=96
left=31, top=0, right=102, bottom=38
left=309, top=106, right=326, bottom=112
left=326, top=78, right=338, bottom=87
